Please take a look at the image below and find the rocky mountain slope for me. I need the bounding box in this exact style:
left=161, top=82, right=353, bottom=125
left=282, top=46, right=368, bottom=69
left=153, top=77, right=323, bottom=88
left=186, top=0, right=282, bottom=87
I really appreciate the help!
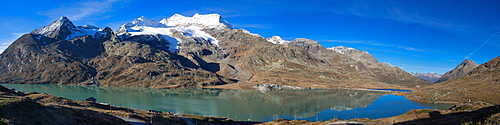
left=436, top=59, right=478, bottom=83
left=0, top=16, right=232, bottom=88
left=410, top=72, right=442, bottom=83
left=0, top=14, right=429, bottom=89
left=407, top=56, right=500, bottom=104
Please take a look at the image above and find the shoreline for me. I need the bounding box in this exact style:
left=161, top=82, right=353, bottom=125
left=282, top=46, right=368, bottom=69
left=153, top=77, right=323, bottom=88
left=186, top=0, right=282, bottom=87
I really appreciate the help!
left=1, top=83, right=468, bottom=106
left=0, top=85, right=261, bottom=124
left=2, top=84, right=498, bottom=124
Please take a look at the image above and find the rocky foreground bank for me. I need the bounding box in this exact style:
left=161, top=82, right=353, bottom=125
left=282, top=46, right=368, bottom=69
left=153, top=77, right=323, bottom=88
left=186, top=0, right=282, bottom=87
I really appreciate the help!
left=1, top=85, right=499, bottom=125
left=0, top=85, right=260, bottom=125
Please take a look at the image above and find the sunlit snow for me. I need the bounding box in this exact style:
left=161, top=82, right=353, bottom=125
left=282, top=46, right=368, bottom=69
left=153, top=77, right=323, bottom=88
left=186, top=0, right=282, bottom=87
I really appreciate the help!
left=160, top=13, right=233, bottom=29
left=117, top=14, right=227, bottom=52
left=327, top=46, right=358, bottom=54
left=266, top=36, right=291, bottom=44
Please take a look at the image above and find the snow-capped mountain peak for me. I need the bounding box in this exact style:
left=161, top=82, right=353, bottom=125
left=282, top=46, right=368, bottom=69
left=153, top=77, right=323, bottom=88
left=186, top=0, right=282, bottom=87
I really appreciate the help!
left=116, top=16, right=162, bottom=34
left=266, top=36, right=291, bottom=44
left=43, top=16, right=75, bottom=30
left=58, top=16, right=71, bottom=22
left=129, top=16, right=161, bottom=27
left=31, top=16, right=76, bottom=39
left=30, top=16, right=109, bottom=41
left=159, top=13, right=233, bottom=29
left=117, top=14, right=226, bottom=52
left=168, top=14, right=185, bottom=19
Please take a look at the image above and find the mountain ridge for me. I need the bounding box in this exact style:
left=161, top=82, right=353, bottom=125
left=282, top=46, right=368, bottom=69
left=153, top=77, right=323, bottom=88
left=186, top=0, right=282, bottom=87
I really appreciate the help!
left=0, top=14, right=429, bottom=89
left=436, top=59, right=479, bottom=83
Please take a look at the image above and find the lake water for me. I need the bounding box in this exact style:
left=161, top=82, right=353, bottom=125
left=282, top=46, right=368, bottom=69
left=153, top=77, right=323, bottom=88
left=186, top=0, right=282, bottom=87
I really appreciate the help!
left=1, top=84, right=453, bottom=122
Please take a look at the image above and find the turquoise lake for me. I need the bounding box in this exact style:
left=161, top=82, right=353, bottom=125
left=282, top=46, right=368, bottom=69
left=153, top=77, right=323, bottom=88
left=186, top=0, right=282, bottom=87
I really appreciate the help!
left=1, top=84, right=453, bottom=122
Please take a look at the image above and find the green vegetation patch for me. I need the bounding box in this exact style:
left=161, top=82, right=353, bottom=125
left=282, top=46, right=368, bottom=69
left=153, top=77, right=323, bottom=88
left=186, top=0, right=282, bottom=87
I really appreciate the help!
left=459, top=106, right=472, bottom=110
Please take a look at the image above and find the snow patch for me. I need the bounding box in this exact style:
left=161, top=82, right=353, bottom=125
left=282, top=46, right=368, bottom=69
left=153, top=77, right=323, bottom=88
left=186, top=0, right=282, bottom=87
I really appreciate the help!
left=241, top=29, right=261, bottom=37
left=327, top=46, right=358, bottom=54
left=120, top=25, right=219, bottom=45
left=380, top=62, right=394, bottom=67
left=266, top=36, right=291, bottom=44
left=177, top=26, right=219, bottom=45
left=162, top=35, right=181, bottom=52
left=159, top=13, right=233, bottom=29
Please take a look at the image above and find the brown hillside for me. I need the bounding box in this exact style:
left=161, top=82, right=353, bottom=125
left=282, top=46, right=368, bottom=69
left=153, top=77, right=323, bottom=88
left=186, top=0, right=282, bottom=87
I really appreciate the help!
left=436, top=59, right=479, bottom=83
left=407, top=56, right=500, bottom=104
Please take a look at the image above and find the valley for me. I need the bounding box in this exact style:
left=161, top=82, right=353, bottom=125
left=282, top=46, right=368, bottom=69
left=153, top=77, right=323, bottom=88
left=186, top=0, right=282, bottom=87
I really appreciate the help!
left=0, top=10, right=498, bottom=125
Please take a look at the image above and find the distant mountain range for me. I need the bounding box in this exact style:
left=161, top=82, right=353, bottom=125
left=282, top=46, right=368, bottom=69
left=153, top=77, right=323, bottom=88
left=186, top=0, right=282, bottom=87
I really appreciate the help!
left=410, top=72, right=442, bottom=83
left=0, top=13, right=429, bottom=89
left=409, top=59, right=480, bottom=84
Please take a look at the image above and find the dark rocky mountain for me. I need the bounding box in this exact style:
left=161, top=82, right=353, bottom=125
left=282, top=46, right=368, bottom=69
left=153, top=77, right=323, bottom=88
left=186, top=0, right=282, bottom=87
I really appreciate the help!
left=410, top=72, right=442, bottom=83
left=0, top=14, right=429, bottom=89
left=408, top=56, right=500, bottom=104
left=0, top=16, right=231, bottom=88
left=436, top=59, right=479, bottom=83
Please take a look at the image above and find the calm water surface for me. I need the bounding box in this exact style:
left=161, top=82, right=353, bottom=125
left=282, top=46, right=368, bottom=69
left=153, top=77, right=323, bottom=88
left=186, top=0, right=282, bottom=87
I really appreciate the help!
left=2, top=84, right=452, bottom=122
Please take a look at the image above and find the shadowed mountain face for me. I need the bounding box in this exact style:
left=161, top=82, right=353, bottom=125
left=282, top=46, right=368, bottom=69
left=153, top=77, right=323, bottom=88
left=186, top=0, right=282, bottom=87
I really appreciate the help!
left=0, top=17, right=231, bottom=88
left=408, top=56, right=500, bottom=104
left=0, top=15, right=429, bottom=89
left=436, top=59, right=479, bottom=83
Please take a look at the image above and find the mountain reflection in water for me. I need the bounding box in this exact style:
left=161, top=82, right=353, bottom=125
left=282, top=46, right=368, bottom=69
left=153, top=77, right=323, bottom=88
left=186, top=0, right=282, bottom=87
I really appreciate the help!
left=1, top=84, right=452, bottom=122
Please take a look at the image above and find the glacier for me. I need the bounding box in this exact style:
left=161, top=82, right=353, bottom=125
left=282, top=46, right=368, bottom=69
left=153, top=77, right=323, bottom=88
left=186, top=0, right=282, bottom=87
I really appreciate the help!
left=116, top=14, right=230, bottom=52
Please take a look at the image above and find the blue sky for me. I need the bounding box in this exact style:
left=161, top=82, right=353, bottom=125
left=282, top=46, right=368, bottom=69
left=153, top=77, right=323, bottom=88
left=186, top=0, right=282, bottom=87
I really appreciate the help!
left=1, top=0, right=499, bottom=74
